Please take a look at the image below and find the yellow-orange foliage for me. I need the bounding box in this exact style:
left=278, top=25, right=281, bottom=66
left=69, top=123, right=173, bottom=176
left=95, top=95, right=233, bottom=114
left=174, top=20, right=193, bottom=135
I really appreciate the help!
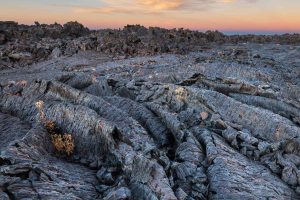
left=63, top=134, right=75, bottom=156
left=51, top=134, right=65, bottom=152
left=35, top=100, right=75, bottom=156
left=51, top=133, right=75, bottom=156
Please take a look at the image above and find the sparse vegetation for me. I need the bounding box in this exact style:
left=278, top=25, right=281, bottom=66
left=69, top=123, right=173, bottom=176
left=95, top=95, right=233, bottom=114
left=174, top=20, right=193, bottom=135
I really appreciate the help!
left=35, top=100, right=74, bottom=156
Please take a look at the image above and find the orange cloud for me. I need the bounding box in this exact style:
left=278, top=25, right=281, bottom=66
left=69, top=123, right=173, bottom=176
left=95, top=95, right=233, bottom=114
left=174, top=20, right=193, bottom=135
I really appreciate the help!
left=71, top=0, right=188, bottom=15
left=218, top=0, right=235, bottom=3
left=74, top=7, right=133, bottom=14
left=137, top=0, right=184, bottom=10
left=55, top=0, right=256, bottom=16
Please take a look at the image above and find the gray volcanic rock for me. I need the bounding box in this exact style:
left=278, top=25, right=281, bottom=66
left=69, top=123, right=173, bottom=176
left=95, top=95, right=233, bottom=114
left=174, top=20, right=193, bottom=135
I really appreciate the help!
left=0, top=33, right=5, bottom=45
left=1, top=21, right=300, bottom=69
left=50, top=47, right=62, bottom=59
left=0, top=24, right=300, bottom=199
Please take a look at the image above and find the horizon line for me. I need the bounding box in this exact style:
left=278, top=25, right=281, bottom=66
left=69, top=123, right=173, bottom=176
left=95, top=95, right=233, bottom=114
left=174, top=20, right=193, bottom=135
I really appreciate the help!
left=2, top=20, right=300, bottom=35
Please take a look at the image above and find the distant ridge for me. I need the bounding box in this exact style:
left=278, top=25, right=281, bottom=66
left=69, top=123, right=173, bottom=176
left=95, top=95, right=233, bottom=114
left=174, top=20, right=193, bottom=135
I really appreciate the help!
left=1, top=21, right=300, bottom=68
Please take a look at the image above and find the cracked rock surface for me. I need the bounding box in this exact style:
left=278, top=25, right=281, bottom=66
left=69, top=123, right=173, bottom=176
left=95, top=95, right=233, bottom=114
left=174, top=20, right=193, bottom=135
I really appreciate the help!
left=0, top=27, right=300, bottom=199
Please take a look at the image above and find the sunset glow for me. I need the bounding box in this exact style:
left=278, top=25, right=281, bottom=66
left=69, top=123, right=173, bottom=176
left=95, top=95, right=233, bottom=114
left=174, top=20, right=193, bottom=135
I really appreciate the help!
left=0, top=0, right=299, bottom=33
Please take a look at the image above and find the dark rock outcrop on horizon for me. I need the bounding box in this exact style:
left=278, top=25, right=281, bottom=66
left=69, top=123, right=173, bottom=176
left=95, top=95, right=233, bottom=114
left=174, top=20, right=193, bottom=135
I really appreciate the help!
left=0, top=21, right=300, bottom=200
left=1, top=21, right=300, bottom=69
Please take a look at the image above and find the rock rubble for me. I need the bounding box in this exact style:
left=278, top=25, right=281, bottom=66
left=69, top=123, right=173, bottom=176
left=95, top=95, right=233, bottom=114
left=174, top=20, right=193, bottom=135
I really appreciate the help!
left=1, top=21, right=300, bottom=69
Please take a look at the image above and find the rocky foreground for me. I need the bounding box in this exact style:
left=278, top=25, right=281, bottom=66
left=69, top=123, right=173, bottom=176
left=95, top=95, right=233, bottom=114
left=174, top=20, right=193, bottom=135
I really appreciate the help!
left=0, top=22, right=300, bottom=199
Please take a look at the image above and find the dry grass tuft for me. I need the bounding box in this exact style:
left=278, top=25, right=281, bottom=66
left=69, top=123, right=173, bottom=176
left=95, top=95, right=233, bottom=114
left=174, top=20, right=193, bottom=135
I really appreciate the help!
left=51, top=134, right=65, bottom=152
left=63, top=134, right=75, bottom=156
left=51, top=133, right=75, bottom=156
left=45, top=120, right=56, bottom=135
left=35, top=100, right=75, bottom=156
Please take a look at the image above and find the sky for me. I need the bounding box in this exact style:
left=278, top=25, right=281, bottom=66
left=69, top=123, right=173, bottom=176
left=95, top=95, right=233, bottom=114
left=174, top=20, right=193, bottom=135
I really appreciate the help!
left=0, top=0, right=299, bottom=33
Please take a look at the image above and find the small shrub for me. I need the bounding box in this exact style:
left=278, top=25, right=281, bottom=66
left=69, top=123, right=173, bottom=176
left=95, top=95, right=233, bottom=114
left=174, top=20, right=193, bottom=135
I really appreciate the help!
left=63, top=134, right=75, bottom=156
left=51, top=133, right=74, bottom=156
left=35, top=100, right=45, bottom=121
left=35, top=100, right=75, bottom=156
left=45, top=120, right=56, bottom=135
left=51, top=134, right=65, bottom=152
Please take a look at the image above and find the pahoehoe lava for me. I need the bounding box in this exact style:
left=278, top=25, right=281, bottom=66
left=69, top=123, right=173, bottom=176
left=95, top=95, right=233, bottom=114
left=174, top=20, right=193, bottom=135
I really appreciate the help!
left=0, top=22, right=300, bottom=199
